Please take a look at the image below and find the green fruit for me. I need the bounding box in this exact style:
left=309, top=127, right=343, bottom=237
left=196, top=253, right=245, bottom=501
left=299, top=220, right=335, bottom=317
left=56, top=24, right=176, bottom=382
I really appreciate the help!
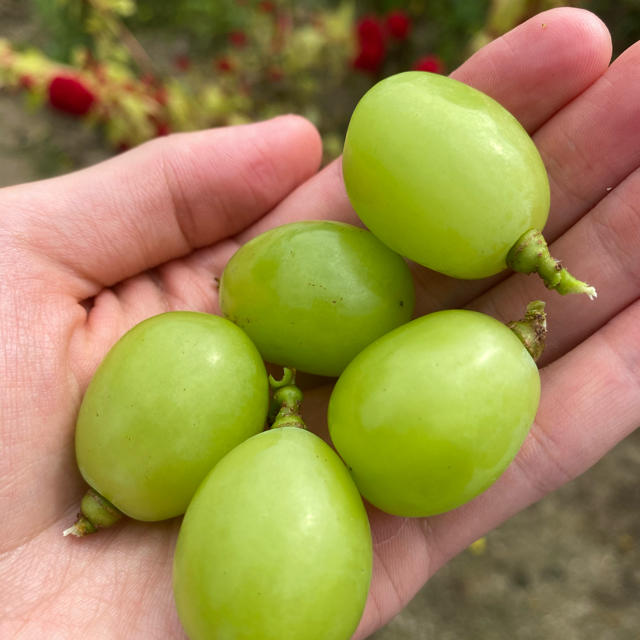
left=219, top=220, right=414, bottom=376
left=173, top=427, right=372, bottom=640
left=328, top=309, right=541, bottom=517
left=342, top=71, right=550, bottom=279
left=75, top=311, right=268, bottom=521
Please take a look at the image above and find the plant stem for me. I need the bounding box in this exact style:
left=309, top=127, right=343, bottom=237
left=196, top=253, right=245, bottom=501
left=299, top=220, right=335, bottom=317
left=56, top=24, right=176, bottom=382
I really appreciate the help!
left=269, top=367, right=306, bottom=430
left=506, top=229, right=597, bottom=299
left=63, top=487, right=123, bottom=537
left=507, top=300, right=547, bottom=362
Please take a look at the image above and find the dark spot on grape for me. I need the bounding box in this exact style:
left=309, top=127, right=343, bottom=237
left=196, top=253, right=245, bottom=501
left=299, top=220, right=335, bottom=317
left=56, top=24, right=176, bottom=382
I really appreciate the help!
left=399, top=300, right=404, bottom=307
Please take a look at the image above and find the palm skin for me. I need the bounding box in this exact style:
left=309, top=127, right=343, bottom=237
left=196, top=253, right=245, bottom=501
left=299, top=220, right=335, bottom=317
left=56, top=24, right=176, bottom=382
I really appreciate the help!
left=1, top=7, right=638, bottom=639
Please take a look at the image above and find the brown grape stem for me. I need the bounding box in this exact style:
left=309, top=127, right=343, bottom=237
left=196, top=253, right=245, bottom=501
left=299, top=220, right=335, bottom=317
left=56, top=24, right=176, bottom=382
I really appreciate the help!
left=507, top=300, right=547, bottom=362
left=269, top=368, right=306, bottom=430
left=506, top=229, right=597, bottom=299
left=63, top=487, right=123, bottom=537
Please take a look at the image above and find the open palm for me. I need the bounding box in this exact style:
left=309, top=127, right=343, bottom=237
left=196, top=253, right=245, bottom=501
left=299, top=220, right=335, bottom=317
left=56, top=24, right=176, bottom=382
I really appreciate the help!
left=1, top=8, right=638, bottom=639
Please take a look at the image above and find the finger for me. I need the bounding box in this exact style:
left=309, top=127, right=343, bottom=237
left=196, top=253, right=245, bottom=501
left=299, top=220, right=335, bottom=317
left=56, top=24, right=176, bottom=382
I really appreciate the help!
left=0, top=115, right=322, bottom=299
left=428, top=298, right=640, bottom=565
left=462, top=37, right=640, bottom=358
left=355, top=300, right=640, bottom=638
left=535, top=41, right=640, bottom=243
left=233, top=8, right=611, bottom=315
left=70, top=8, right=614, bottom=328
left=234, top=157, right=357, bottom=244
left=468, top=156, right=640, bottom=366
left=452, top=7, right=611, bottom=133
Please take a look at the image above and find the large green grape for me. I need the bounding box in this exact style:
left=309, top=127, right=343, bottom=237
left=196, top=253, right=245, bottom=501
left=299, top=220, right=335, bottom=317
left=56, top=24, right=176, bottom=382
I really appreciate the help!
left=328, top=309, right=540, bottom=517
left=342, top=71, right=550, bottom=279
left=75, top=311, right=268, bottom=521
left=173, top=426, right=372, bottom=640
left=219, top=220, right=414, bottom=377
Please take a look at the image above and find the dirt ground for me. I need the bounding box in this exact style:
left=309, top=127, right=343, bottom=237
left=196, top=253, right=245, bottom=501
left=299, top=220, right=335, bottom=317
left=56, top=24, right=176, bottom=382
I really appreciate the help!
left=372, top=430, right=640, bottom=640
left=1, top=4, right=638, bottom=639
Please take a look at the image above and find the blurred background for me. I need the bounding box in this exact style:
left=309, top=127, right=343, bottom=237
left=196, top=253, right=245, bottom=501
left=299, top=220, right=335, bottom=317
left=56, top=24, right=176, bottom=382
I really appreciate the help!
left=0, top=1, right=638, bottom=638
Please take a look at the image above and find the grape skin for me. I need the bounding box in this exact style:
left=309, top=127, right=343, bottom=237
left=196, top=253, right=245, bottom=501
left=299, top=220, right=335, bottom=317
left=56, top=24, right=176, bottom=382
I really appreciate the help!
left=219, top=220, right=415, bottom=377
left=75, top=311, right=269, bottom=521
left=173, top=427, right=372, bottom=640
left=342, top=71, right=550, bottom=279
left=328, top=309, right=541, bottom=517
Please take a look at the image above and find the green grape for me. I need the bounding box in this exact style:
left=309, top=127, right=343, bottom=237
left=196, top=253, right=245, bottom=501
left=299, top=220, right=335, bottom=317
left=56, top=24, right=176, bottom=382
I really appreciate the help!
left=342, top=72, right=595, bottom=297
left=74, top=311, right=268, bottom=523
left=219, top=220, right=415, bottom=377
left=173, top=426, right=372, bottom=640
left=328, top=308, right=541, bottom=517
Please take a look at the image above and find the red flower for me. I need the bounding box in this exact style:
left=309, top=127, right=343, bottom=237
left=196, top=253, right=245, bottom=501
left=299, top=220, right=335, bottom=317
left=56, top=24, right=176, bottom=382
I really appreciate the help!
left=258, top=1, right=276, bottom=12
left=385, top=10, right=411, bottom=40
left=229, top=30, right=248, bottom=47
left=353, top=15, right=386, bottom=74
left=352, top=40, right=386, bottom=73
left=413, top=55, right=445, bottom=74
left=48, top=75, right=96, bottom=116
left=215, top=57, right=234, bottom=72
left=174, top=54, right=191, bottom=71
left=357, top=16, right=385, bottom=44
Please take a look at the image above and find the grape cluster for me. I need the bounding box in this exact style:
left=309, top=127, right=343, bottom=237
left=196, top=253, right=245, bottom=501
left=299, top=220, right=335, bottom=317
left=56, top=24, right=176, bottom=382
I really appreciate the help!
left=66, top=72, right=595, bottom=639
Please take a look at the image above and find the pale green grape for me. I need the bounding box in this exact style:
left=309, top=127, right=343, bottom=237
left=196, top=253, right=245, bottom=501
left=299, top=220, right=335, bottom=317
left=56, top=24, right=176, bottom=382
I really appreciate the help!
left=75, top=311, right=268, bottom=521
left=342, top=71, right=550, bottom=279
left=328, top=309, right=541, bottom=517
left=219, top=220, right=414, bottom=377
left=173, top=427, right=372, bottom=640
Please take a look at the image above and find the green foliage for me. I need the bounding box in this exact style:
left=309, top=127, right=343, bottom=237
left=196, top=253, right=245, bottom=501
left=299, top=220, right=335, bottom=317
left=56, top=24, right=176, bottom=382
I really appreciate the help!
left=13, top=0, right=640, bottom=175
left=412, top=0, right=491, bottom=68
left=29, top=0, right=91, bottom=60
left=132, top=0, right=238, bottom=48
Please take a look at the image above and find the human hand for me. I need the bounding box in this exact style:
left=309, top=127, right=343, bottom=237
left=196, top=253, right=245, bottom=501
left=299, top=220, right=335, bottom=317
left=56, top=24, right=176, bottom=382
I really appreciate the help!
left=1, top=7, right=637, bottom=639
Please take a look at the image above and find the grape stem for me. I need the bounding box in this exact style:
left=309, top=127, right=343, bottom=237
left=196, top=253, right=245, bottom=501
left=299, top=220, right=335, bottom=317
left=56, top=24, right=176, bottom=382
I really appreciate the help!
left=507, top=300, right=547, bottom=362
left=63, top=487, right=123, bottom=538
left=269, top=367, right=306, bottom=430
left=506, top=229, right=597, bottom=299
left=268, top=367, right=296, bottom=389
